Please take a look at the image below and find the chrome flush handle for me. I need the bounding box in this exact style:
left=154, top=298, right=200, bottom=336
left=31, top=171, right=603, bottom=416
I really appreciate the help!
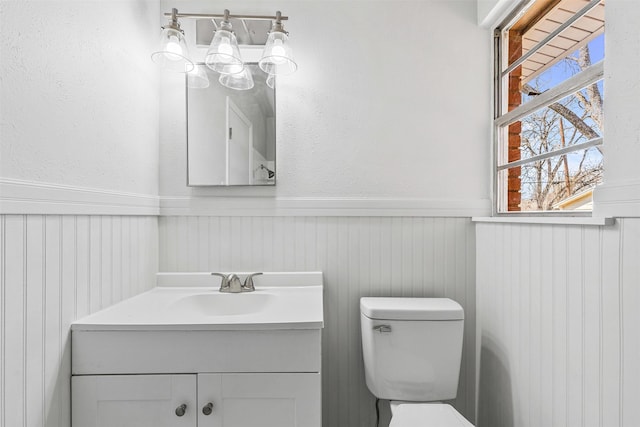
left=373, top=325, right=392, bottom=333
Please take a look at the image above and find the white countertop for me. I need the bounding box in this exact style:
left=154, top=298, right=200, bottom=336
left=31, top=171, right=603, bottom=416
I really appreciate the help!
left=72, top=272, right=324, bottom=331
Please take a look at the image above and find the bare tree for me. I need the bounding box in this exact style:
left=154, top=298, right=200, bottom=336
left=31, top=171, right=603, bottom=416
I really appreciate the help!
left=518, top=44, right=604, bottom=210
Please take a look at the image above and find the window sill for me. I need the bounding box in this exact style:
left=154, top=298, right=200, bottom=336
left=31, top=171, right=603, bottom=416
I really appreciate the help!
left=472, top=216, right=615, bottom=226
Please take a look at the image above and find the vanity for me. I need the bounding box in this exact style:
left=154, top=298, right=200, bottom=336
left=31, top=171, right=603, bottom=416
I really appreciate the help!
left=71, top=272, right=323, bottom=427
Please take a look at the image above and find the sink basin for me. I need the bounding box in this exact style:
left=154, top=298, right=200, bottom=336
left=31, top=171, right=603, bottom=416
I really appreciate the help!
left=71, top=272, right=324, bottom=377
left=171, top=292, right=274, bottom=316
left=70, top=272, right=324, bottom=331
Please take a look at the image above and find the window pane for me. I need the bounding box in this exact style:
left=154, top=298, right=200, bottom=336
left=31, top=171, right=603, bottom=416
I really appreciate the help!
left=503, top=1, right=605, bottom=69
left=500, top=148, right=603, bottom=212
left=498, top=79, right=604, bottom=168
left=502, top=35, right=604, bottom=111
left=495, top=0, right=605, bottom=214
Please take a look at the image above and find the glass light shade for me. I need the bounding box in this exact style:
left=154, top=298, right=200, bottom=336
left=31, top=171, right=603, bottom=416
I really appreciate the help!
left=259, top=31, right=297, bottom=75
left=187, top=65, right=210, bottom=89
left=205, top=29, right=244, bottom=75
left=266, top=73, right=276, bottom=89
left=151, top=27, right=194, bottom=73
left=218, top=67, right=254, bottom=90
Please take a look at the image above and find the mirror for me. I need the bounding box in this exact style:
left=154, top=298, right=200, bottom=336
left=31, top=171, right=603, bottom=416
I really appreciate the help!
left=187, top=63, right=275, bottom=186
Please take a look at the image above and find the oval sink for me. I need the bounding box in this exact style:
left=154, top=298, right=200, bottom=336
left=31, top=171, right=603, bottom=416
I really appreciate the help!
left=171, top=292, right=274, bottom=316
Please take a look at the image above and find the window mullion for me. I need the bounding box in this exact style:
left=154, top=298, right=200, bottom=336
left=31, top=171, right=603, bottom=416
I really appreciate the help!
left=497, top=137, right=603, bottom=171
left=495, top=61, right=604, bottom=128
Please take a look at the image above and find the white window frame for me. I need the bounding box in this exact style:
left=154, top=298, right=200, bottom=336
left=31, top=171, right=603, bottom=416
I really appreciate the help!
left=493, top=0, right=605, bottom=216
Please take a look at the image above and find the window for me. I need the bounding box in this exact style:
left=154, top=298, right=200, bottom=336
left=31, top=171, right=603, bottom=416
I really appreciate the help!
left=494, top=0, right=605, bottom=213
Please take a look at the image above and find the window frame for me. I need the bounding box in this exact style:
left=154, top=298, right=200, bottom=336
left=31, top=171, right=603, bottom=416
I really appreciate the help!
left=492, top=0, right=605, bottom=216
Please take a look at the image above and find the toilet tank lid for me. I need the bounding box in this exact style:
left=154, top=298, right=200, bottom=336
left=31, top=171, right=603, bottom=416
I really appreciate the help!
left=360, top=297, right=464, bottom=321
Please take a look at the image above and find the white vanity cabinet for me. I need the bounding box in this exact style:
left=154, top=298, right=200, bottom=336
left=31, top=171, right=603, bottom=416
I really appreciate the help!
left=72, top=374, right=196, bottom=427
left=198, top=373, right=321, bottom=427
left=72, top=372, right=320, bottom=427
left=70, top=272, right=324, bottom=427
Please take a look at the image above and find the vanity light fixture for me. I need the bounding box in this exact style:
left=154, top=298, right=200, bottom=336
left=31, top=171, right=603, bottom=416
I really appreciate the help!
left=187, top=66, right=210, bottom=89
left=205, top=10, right=244, bottom=75
left=266, top=73, right=276, bottom=89
left=219, top=67, right=254, bottom=90
left=151, top=8, right=194, bottom=73
left=153, top=8, right=295, bottom=89
left=259, top=12, right=297, bottom=76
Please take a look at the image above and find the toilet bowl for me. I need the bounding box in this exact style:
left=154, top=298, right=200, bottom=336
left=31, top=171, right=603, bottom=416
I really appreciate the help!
left=360, top=297, right=474, bottom=426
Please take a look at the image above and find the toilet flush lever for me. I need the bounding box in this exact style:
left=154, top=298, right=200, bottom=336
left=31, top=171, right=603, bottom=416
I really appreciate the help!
left=373, top=325, right=392, bottom=333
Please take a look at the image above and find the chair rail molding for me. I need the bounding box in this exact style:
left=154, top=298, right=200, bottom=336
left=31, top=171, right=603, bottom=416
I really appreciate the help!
left=593, top=179, right=640, bottom=218
left=159, top=196, right=492, bottom=217
left=0, top=178, right=160, bottom=215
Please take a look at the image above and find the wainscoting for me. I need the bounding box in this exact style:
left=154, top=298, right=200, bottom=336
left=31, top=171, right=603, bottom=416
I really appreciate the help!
left=476, top=218, right=640, bottom=427
left=159, top=216, right=477, bottom=426
left=0, top=215, right=158, bottom=427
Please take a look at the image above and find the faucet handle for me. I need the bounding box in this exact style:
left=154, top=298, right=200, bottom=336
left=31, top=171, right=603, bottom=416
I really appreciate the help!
left=211, top=272, right=229, bottom=291
left=242, top=272, right=262, bottom=292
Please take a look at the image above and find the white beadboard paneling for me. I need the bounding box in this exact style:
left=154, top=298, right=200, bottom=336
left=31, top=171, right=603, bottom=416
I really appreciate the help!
left=621, top=219, right=640, bottom=426
left=158, top=216, right=477, bottom=427
left=0, top=215, right=157, bottom=427
left=25, top=216, right=45, bottom=427
left=0, top=216, right=4, bottom=427
left=4, top=215, right=26, bottom=427
left=476, top=219, right=640, bottom=427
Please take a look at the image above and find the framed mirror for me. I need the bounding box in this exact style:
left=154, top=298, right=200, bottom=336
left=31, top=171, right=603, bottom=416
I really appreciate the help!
left=186, top=63, right=276, bottom=186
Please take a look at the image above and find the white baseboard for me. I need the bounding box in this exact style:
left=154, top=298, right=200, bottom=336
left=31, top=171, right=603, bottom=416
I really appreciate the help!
left=0, top=178, right=160, bottom=215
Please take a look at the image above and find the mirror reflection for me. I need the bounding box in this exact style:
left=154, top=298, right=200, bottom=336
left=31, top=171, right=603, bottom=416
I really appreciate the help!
left=187, top=63, right=275, bottom=186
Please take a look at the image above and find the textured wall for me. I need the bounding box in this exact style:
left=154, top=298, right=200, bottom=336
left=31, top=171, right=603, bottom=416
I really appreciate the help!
left=159, top=0, right=491, bottom=203
left=0, top=215, right=158, bottom=427
left=0, top=0, right=160, bottom=195
left=159, top=215, right=477, bottom=427
left=476, top=219, right=640, bottom=427
left=600, top=1, right=640, bottom=187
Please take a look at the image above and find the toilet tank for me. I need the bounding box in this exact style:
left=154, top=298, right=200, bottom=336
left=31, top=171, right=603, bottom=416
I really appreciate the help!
left=360, top=297, right=464, bottom=402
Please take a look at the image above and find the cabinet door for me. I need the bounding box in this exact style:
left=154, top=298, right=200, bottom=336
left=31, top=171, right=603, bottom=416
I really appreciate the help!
left=72, top=374, right=196, bottom=427
left=198, top=373, right=321, bottom=427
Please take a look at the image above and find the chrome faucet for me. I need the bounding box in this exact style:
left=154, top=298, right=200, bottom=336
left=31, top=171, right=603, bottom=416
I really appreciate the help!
left=242, top=272, right=263, bottom=292
left=211, top=272, right=242, bottom=293
left=211, top=272, right=262, bottom=293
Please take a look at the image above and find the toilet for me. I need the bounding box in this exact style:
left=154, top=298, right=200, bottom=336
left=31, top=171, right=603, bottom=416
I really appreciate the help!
left=360, top=297, right=473, bottom=426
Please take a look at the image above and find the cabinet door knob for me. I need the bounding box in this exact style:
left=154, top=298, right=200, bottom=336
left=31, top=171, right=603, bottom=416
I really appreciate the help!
left=202, top=402, right=214, bottom=415
left=175, top=403, right=187, bottom=417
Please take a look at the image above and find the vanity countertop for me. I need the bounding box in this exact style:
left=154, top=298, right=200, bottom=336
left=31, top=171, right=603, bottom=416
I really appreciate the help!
left=71, top=272, right=323, bottom=331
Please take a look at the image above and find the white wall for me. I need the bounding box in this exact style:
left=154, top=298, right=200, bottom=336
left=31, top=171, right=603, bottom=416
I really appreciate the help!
left=0, top=0, right=159, bottom=196
left=600, top=0, right=640, bottom=187
left=0, top=2, right=162, bottom=427
left=159, top=0, right=492, bottom=209
left=593, top=0, right=640, bottom=216
left=159, top=215, right=477, bottom=426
